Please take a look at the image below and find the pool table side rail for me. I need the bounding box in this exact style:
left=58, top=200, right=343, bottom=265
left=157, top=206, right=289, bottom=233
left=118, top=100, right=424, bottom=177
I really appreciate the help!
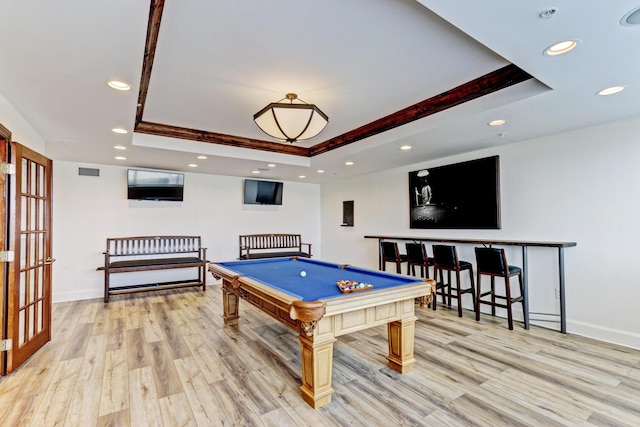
left=322, top=281, right=434, bottom=316
left=210, top=262, right=325, bottom=332
left=209, top=261, right=434, bottom=330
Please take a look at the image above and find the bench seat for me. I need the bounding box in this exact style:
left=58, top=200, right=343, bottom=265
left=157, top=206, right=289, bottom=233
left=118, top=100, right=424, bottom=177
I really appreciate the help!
left=107, top=257, right=204, bottom=270
left=239, top=234, right=312, bottom=260
left=99, top=236, right=207, bottom=302
left=239, top=251, right=309, bottom=260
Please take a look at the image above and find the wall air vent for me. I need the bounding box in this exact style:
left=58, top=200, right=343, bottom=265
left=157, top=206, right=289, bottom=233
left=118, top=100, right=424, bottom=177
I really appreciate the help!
left=78, top=167, right=100, bottom=177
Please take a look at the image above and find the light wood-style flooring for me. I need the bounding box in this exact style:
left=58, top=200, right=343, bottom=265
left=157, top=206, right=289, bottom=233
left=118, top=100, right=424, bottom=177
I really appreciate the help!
left=1, top=284, right=639, bottom=426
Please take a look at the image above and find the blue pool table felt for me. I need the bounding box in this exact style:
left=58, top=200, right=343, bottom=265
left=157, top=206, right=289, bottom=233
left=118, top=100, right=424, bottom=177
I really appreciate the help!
left=217, top=257, right=422, bottom=301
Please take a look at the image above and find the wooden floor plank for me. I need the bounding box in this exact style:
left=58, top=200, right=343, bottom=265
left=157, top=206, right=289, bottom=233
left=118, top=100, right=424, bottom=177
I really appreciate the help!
left=147, top=340, right=184, bottom=398
left=158, top=392, right=197, bottom=427
left=126, top=327, right=149, bottom=370
left=1, top=285, right=639, bottom=426
left=128, top=366, right=163, bottom=426
left=30, top=358, right=82, bottom=426
left=98, top=348, right=129, bottom=417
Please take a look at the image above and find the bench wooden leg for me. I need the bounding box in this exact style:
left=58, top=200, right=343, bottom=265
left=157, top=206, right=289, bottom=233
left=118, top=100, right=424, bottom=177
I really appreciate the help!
left=104, top=268, right=110, bottom=303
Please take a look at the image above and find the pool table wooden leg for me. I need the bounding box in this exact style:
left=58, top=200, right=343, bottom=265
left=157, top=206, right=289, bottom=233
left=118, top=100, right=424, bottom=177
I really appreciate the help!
left=221, top=279, right=240, bottom=325
left=386, top=317, right=418, bottom=373
left=297, top=333, right=337, bottom=409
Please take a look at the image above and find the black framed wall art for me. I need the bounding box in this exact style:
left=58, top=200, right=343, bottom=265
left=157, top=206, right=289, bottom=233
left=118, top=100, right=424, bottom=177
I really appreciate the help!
left=409, top=156, right=501, bottom=229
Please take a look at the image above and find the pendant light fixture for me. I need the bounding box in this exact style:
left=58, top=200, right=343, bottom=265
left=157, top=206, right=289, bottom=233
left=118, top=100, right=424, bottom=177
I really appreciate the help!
left=253, top=93, right=329, bottom=143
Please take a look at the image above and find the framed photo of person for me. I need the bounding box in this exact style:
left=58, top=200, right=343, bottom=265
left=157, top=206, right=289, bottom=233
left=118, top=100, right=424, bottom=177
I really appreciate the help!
left=408, top=156, right=501, bottom=229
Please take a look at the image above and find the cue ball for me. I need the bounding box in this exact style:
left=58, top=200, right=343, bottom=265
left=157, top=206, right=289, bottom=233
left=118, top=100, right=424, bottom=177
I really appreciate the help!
left=300, top=271, right=307, bottom=277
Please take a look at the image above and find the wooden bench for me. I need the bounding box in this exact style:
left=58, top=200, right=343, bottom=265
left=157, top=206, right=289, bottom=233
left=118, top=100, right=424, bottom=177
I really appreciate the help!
left=98, top=236, right=207, bottom=302
left=239, top=234, right=312, bottom=259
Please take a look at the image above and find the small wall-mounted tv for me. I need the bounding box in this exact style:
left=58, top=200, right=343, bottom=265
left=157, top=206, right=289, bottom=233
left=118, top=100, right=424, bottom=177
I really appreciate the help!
left=409, top=156, right=500, bottom=229
left=243, top=179, right=283, bottom=205
left=127, top=169, right=184, bottom=201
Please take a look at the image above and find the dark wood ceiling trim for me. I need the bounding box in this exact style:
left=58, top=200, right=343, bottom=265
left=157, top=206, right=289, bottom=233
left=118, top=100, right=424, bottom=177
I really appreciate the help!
left=133, top=2, right=533, bottom=159
left=135, top=0, right=165, bottom=127
left=309, top=64, right=533, bottom=156
left=136, top=121, right=310, bottom=156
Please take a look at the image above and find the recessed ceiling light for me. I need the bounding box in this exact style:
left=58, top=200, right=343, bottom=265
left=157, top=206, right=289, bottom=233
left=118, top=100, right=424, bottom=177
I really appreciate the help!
left=400, top=145, right=412, bottom=150
left=267, top=164, right=276, bottom=168
left=597, top=86, right=625, bottom=96
left=197, top=155, right=208, bottom=160
left=111, top=127, right=128, bottom=134
left=345, top=161, right=354, bottom=166
left=114, top=156, right=126, bottom=160
left=539, top=7, right=558, bottom=19
left=317, top=169, right=325, bottom=173
left=113, top=145, right=127, bottom=150
left=298, top=175, right=306, bottom=179
left=544, top=40, right=579, bottom=56
left=252, top=170, right=260, bottom=174
left=621, top=6, right=640, bottom=26
left=488, top=119, right=506, bottom=126
left=107, top=80, right=131, bottom=91
left=188, top=164, right=198, bottom=168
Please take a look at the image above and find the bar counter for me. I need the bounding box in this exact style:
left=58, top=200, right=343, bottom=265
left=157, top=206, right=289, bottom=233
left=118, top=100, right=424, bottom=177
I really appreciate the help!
left=364, top=235, right=577, bottom=333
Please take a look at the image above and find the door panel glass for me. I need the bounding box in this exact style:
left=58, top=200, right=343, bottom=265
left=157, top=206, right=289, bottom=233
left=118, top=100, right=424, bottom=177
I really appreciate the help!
left=38, top=199, right=44, bottom=230
left=38, top=301, right=44, bottom=333
left=30, top=198, right=36, bottom=231
left=29, top=234, right=36, bottom=268
left=18, top=310, right=25, bottom=345
left=37, top=266, right=44, bottom=299
left=28, top=304, right=35, bottom=339
left=29, top=162, right=36, bottom=196
left=29, top=269, right=36, bottom=304
left=20, top=197, right=26, bottom=234
left=21, top=158, right=27, bottom=193
left=19, top=271, right=26, bottom=306
left=19, top=233, right=26, bottom=269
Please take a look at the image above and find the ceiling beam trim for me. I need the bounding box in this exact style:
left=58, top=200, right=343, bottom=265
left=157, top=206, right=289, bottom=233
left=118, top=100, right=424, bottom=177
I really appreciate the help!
left=309, top=64, right=533, bottom=156
left=135, top=121, right=310, bottom=156
left=135, top=0, right=165, bottom=127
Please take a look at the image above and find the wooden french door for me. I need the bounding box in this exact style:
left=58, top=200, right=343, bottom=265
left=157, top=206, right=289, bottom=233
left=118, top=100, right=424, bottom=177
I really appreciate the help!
left=4, top=142, right=53, bottom=373
left=0, top=124, right=10, bottom=376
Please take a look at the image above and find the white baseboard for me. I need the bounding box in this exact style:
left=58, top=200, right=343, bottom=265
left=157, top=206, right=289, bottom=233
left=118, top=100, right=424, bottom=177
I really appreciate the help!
left=568, top=320, right=640, bottom=350
left=53, top=288, right=102, bottom=303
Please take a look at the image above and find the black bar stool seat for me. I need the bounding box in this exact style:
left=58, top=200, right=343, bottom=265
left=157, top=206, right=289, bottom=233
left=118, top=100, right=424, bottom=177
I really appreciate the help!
left=405, top=242, right=435, bottom=307
left=405, top=242, right=434, bottom=278
left=432, top=244, right=476, bottom=317
left=381, top=241, right=408, bottom=274
left=474, top=247, right=525, bottom=330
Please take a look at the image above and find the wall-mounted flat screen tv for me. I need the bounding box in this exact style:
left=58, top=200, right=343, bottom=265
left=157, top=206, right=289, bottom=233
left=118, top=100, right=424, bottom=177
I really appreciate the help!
left=127, top=169, right=184, bottom=201
left=408, top=156, right=500, bottom=229
left=243, top=179, right=283, bottom=205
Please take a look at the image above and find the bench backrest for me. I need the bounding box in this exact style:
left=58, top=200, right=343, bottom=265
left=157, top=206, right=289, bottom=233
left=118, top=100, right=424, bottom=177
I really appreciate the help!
left=106, top=236, right=202, bottom=257
left=239, top=234, right=301, bottom=250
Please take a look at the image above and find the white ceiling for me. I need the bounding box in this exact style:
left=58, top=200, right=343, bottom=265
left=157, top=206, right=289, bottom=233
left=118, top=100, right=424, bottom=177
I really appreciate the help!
left=1, top=0, right=639, bottom=183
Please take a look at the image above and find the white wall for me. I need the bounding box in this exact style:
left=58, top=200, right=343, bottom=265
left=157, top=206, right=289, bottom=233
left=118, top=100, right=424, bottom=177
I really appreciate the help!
left=4, top=91, right=639, bottom=349
left=0, top=93, right=45, bottom=152
left=52, top=162, right=321, bottom=302
left=320, top=117, right=640, bottom=350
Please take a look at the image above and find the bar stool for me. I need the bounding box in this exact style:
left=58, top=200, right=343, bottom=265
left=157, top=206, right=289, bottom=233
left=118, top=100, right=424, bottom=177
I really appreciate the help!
left=432, top=245, right=476, bottom=317
left=381, top=241, right=407, bottom=274
left=405, top=242, right=434, bottom=278
left=405, top=242, right=436, bottom=307
left=474, top=247, right=525, bottom=330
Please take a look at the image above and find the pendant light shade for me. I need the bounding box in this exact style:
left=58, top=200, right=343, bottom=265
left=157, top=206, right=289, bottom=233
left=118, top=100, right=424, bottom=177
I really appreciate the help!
left=253, top=93, right=328, bottom=143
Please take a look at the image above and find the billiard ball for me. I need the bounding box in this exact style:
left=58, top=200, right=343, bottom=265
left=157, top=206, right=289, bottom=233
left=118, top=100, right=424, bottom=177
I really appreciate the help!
left=300, top=271, right=307, bottom=277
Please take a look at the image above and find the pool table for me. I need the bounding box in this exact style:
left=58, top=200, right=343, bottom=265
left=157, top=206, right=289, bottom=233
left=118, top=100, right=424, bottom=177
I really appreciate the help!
left=209, top=257, right=435, bottom=408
